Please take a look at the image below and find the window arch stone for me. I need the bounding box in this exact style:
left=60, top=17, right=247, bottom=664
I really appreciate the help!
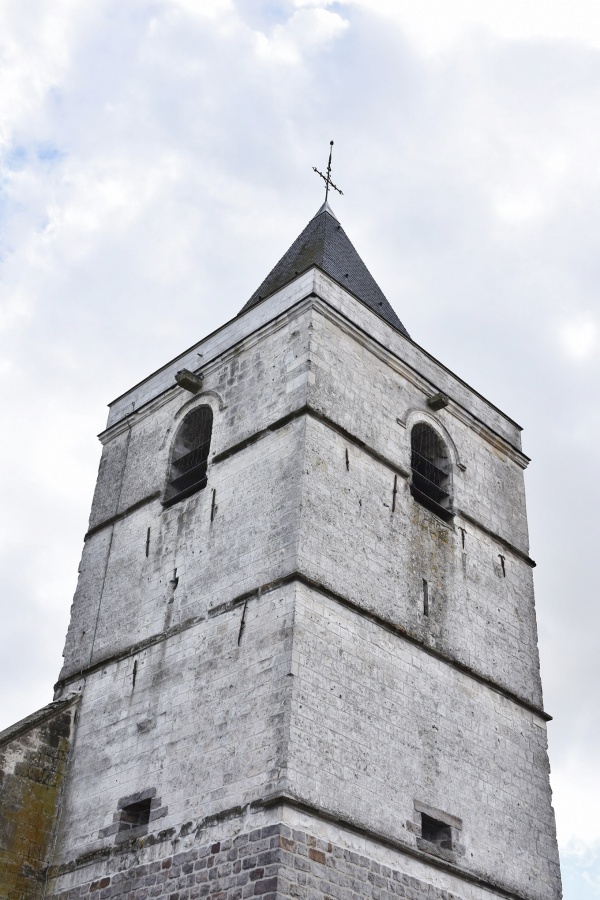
left=164, top=405, right=213, bottom=507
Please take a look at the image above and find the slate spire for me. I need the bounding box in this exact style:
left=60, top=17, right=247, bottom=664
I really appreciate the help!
left=239, top=204, right=409, bottom=337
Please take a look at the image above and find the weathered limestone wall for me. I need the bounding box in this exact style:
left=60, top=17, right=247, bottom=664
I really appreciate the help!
left=47, top=582, right=559, bottom=900
left=51, top=584, right=295, bottom=868
left=59, top=420, right=304, bottom=680
left=305, top=301, right=529, bottom=554
left=286, top=583, right=560, bottom=900
left=0, top=698, right=78, bottom=900
left=59, top=304, right=313, bottom=681
left=90, top=304, right=313, bottom=531
left=60, top=288, right=539, bottom=702
left=298, top=413, right=542, bottom=706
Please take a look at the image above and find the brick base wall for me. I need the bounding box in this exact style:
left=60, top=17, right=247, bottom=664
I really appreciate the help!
left=48, top=824, right=466, bottom=900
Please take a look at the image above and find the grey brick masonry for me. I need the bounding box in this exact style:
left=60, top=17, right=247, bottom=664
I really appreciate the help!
left=46, top=823, right=471, bottom=900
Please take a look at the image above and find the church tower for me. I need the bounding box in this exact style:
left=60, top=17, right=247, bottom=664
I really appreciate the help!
left=1, top=201, right=562, bottom=900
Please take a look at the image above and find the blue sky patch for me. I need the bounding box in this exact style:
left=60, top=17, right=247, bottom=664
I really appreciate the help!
left=36, top=143, right=63, bottom=164
left=561, top=849, right=600, bottom=899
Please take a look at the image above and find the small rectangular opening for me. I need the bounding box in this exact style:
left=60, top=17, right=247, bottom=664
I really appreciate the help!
left=421, top=813, right=452, bottom=849
left=422, top=579, right=429, bottom=617
left=119, top=798, right=151, bottom=831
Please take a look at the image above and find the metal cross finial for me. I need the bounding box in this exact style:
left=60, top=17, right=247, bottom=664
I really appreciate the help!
left=313, top=140, right=343, bottom=202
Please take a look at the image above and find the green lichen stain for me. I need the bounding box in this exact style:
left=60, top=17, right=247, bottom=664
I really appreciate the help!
left=0, top=709, right=74, bottom=900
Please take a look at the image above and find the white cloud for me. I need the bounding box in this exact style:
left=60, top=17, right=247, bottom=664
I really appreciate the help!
left=351, top=0, right=600, bottom=53
left=45, top=154, right=184, bottom=258
left=253, top=8, right=349, bottom=64
left=0, top=0, right=100, bottom=149
left=0, top=285, right=32, bottom=334
left=294, top=0, right=340, bottom=7
left=556, top=315, right=597, bottom=361
left=554, top=757, right=600, bottom=851
left=492, top=191, right=546, bottom=224
left=165, top=0, right=234, bottom=20
left=488, top=149, right=571, bottom=227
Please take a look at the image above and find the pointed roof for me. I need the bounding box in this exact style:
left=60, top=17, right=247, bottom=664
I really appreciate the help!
left=239, top=204, right=410, bottom=337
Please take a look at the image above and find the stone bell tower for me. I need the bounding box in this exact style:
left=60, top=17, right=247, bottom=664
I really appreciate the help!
left=1, top=200, right=561, bottom=900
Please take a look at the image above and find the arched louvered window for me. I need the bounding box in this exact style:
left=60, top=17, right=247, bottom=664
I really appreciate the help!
left=164, top=406, right=213, bottom=507
left=410, top=423, right=453, bottom=520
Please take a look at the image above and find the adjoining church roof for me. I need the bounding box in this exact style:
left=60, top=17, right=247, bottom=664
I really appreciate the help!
left=239, top=202, right=410, bottom=337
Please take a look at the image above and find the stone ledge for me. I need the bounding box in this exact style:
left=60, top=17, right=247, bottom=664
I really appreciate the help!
left=45, top=815, right=545, bottom=900
left=53, top=571, right=551, bottom=722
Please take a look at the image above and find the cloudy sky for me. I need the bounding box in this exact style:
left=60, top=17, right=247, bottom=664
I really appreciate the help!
left=0, top=0, right=598, bottom=894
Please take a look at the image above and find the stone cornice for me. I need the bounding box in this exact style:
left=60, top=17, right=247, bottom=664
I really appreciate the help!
left=87, top=403, right=535, bottom=565
left=54, top=570, right=550, bottom=722
left=258, top=794, right=538, bottom=900
left=310, top=297, right=529, bottom=468
left=100, top=276, right=527, bottom=474
left=46, top=785, right=543, bottom=900
left=98, top=295, right=316, bottom=443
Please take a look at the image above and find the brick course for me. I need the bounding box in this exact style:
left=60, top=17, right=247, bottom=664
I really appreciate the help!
left=47, top=824, right=470, bottom=900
